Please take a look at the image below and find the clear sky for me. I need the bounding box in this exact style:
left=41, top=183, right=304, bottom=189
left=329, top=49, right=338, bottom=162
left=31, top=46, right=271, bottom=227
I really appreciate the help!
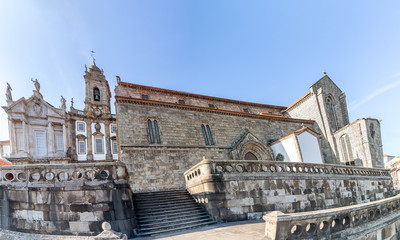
left=1, top=1, right=400, bottom=156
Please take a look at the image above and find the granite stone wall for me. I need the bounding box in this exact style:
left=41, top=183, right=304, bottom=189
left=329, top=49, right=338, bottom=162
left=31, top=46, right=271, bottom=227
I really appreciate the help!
left=0, top=162, right=136, bottom=238
left=185, top=159, right=393, bottom=222
left=116, top=99, right=317, bottom=192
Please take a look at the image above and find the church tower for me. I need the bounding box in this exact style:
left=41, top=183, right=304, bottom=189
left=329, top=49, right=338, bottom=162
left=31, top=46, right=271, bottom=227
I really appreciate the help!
left=83, top=60, right=112, bottom=118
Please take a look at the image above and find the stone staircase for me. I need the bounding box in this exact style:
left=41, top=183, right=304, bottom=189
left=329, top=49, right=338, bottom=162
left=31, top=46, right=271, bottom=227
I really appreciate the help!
left=133, top=189, right=216, bottom=237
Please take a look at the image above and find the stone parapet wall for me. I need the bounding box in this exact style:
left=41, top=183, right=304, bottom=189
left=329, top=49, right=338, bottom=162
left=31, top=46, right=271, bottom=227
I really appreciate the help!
left=0, top=162, right=136, bottom=238
left=263, top=194, right=400, bottom=239
left=185, top=159, right=393, bottom=221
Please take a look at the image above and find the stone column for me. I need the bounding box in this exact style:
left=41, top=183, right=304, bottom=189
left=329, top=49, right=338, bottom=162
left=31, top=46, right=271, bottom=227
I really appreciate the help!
left=87, top=121, right=93, bottom=161
left=48, top=122, right=54, bottom=155
left=63, top=123, right=68, bottom=155
left=104, top=122, right=112, bottom=160
left=8, top=119, right=16, bottom=154
left=23, top=120, right=29, bottom=155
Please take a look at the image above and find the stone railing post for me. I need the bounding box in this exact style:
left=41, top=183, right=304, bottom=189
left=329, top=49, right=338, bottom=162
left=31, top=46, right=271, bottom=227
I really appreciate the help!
left=263, top=211, right=288, bottom=240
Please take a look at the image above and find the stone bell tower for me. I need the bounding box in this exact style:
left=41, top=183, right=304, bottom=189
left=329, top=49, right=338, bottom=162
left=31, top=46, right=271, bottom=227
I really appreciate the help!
left=83, top=60, right=112, bottom=118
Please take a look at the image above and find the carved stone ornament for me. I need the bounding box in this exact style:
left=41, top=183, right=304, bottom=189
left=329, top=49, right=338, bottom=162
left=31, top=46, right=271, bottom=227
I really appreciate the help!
left=33, top=101, right=42, bottom=115
left=94, top=107, right=102, bottom=118
left=93, top=122, right=104, bottom=136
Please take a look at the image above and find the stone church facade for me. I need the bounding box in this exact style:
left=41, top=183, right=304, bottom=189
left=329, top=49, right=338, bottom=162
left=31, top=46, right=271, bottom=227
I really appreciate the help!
left=0, top=62, right=394, bottom=238
left=3, top=62, right=383, bottom=189
left=3, top=61, right=117, bottom=164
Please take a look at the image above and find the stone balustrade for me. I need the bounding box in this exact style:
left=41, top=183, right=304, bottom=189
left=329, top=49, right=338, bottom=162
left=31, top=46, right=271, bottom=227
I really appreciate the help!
left=185, top=159, right=390, bottom=188
left=0, top=162, right=128, bottom=188
left=263, top=194, right=400, bottom=239
left=0, top=162, right=135, bottom=237
left=184, top=158, right=393, bottom=222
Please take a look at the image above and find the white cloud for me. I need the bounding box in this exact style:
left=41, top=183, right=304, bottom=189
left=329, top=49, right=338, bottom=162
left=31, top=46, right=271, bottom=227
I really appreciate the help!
left=350, top=72, right=400, bottom=111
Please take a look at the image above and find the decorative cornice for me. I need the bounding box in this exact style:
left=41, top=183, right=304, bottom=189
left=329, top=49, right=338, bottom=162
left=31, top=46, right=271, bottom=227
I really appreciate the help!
left=115, top=96, right=315, bottom=123
left=118, top=81, right=287, bottom=110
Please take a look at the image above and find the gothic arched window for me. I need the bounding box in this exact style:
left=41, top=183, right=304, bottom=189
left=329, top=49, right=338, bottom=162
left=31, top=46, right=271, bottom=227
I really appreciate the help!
left=93, top=87, right=100, bottom=101
left=326, top=96, right=338, bottom=131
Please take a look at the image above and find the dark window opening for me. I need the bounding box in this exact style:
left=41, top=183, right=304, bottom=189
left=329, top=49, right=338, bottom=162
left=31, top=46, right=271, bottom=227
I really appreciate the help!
left=142, top=94, right=149, bottom=100
left=148, top=119, right=161, bottom=144
left=208, top=103, right=216, bottom=109
left=154, top=120, right=161, bottom=144
left=178, top=99, right=185, bottom=104
left=276, top=153, right=284, bottom=161
left=201, top=124, right=214, bottom=145
left=244, top=152, right=258, bottom=160
left=243, top=108, right=249, bottom=113
left=147, top=119, right=155, bottom=144
left=93, top=88, right=100, bottom=101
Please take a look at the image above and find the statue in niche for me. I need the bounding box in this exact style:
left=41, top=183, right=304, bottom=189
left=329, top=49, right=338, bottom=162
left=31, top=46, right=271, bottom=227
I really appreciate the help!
left=60, top=96, right=66, bottom=110
left=31, top=78, right=40, bottom=92
left=116, top=76, right=121, bottom=83
left=6, top=82, right=12, bottom=101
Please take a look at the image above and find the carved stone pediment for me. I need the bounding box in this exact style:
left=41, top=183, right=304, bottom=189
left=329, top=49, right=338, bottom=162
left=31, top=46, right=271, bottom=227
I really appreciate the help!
left=230, top=129, right=274, bottom=160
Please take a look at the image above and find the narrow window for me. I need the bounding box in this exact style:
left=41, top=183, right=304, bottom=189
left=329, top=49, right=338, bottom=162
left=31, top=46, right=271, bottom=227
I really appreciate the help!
left=154, top=120, right=161, bottom=144
left=201, top=124, right=209, bottom=145
left=142, top=94, right=149, bottom=100
left=35, top=131, right=46, bottom=156
left=206, top=125, right=214, bottom=145
left=112, top=140, right=118, bottom=154
left=201, top=124, right=215, bottom=145
left=178, top=99, right=185, bottom=104
left=77, top=122, right=85, bottom=132
left=147, top=119, right=155, bottom=144
left=208, top=103, right=216, bottom=109
left=93, top=88, right=100, bottom=101
left=78, top=140, right=86, bottom=154
left=95, top=138, right=103, bottom=154
left=56, top=133, right=63, bottom=151
left=111, top=124, right=117, bottom=133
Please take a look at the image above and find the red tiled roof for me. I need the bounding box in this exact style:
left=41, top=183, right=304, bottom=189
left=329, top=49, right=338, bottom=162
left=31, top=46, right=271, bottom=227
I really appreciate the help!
left=0, top=157, right=11, bottom=166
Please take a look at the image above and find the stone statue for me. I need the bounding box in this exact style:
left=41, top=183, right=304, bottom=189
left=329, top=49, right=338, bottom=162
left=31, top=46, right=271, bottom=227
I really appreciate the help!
left=60, top=96, right=66, bottom=110
left=116, top=76, right=121, bottom=83
left=31, top=78, right=40, bottom=92
left=71, top=98, right=74, bottom=108
left=6, top=82, right=12, bottom=101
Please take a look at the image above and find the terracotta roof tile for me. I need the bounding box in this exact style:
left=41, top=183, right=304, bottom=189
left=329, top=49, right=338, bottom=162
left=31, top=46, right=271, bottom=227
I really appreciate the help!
left=0, top=157, right=11, bottom=166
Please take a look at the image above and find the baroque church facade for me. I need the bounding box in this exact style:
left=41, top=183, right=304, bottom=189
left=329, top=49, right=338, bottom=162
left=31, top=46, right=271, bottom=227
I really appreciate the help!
left=3, top=62, right=383, bottom=190
left=3, top=61, right=117, bottom=164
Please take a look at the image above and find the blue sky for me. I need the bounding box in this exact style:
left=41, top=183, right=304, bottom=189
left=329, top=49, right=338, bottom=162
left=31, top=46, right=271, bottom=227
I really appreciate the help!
left=1, top=1, right=400, bottom=155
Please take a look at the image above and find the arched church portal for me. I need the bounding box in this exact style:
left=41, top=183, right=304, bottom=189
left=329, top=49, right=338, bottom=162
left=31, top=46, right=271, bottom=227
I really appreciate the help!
left=244, top=152, right=258, bottom=160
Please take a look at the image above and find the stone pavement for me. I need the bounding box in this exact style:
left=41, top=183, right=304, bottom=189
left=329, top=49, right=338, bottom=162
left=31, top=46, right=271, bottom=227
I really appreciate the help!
left=134, top=220, right=266, bottom=240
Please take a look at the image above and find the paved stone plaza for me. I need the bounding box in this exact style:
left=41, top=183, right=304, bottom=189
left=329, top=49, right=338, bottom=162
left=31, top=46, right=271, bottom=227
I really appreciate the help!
left=135, top=220, right=265, bottom=240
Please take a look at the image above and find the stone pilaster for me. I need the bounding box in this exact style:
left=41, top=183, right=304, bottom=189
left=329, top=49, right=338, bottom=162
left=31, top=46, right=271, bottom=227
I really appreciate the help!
left=105, top=122, right=112, bottom=160
left=87, top=121, right=93, bottom=161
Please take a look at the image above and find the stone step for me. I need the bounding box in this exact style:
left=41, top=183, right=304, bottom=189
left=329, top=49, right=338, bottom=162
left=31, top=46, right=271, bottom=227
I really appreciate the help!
left=135, top=203, right=202, bottom=216
left=139, top=214, right=212, bottom=228
left=133, top=189, right=188, bottom=197
left=136, top=219, right=216, bottom=237
left=135, top=200, right=197, bottom=211
left=133, top=193, right=191, bottom=201
left=133, top=189, right=216, bottom=237
left=134, top=198, right=195, bottom=208
left=137, top=208, right=206, bottom=221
